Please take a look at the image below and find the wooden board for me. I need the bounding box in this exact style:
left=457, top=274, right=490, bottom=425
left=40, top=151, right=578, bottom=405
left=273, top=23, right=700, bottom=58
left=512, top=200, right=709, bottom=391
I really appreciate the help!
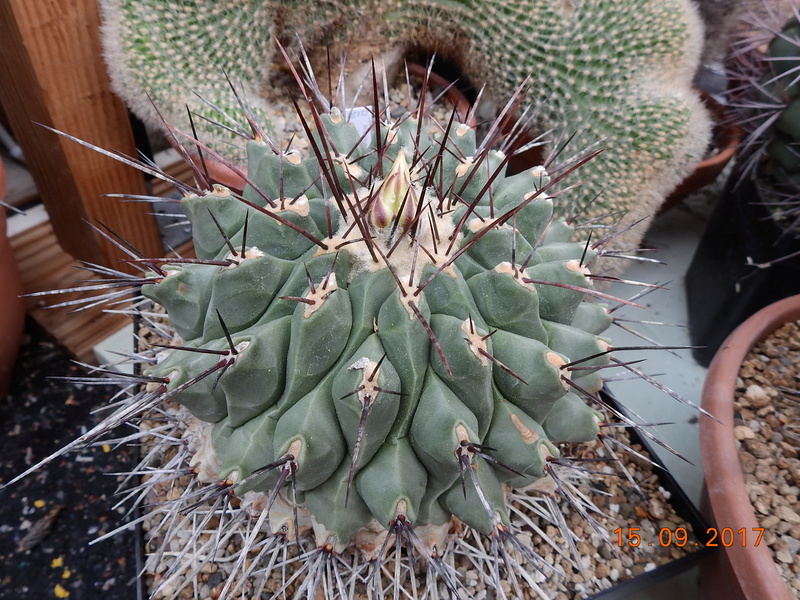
left=0, top=0, right=163, bottom=268
left=11, top=218, right=130, bottom=363
left=8, top=157, right=196, bottom=364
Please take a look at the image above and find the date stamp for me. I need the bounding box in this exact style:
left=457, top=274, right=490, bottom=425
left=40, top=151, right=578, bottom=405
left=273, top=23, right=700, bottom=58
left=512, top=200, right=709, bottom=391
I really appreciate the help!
left=613, top=527, right=765, bottom=548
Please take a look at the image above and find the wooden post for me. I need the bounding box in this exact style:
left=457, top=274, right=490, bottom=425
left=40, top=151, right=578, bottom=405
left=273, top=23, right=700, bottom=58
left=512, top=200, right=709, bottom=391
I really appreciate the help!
left=0, top=0, right=163, bottom=269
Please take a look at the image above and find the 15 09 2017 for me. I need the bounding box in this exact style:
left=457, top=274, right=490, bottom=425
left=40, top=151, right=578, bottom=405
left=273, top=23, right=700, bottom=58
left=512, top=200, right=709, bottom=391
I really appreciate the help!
left=614, top=527, right=765, bottom=547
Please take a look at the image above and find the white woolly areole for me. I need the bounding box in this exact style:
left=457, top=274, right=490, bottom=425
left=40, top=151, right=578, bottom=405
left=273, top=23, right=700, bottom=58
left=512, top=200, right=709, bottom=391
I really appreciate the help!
left=303, top=273, right=338, bottom=318
left=182, top=411, right=221, bottom=483
left=461, top=319, right=489, bottom=367
left=277, top=194, right=310, bottom=215
left=348, top=357, right=373, bottom=371
left=224, top=246, right=266, bottom=267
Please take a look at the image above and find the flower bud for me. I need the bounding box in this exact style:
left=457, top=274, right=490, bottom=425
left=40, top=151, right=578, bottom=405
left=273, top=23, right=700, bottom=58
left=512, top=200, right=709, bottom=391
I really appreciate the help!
left=368, top=152, right=417, bottom=233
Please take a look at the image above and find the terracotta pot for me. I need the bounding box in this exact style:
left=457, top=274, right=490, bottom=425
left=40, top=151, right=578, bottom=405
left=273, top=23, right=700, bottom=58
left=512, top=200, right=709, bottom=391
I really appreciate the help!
left=699, top=294, right=800, bottom=600
left=0, top=158, right=26, bottom=399
left=404, top=63, right=477, bottom=129
left=169, top=139, right=247, bottom=194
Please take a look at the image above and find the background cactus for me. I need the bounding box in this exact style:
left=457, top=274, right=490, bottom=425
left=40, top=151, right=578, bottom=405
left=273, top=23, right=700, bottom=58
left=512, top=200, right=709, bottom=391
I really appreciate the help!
left=729, top=5, right=800, bottom=234
left=100, top=0, right=711, bottom=258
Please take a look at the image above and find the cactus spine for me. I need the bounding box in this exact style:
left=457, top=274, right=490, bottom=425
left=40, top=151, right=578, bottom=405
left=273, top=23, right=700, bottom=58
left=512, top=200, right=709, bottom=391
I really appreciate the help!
left=731, top=6, right=800, bottom=234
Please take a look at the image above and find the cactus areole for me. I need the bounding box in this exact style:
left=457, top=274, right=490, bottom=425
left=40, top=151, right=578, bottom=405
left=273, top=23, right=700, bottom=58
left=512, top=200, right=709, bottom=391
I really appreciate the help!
left=141, top=101, right=614, bottom=553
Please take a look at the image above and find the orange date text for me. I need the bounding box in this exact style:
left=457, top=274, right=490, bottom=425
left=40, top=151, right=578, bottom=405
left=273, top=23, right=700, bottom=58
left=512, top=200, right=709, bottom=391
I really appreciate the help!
left=613, top=527, right=764, bottom=548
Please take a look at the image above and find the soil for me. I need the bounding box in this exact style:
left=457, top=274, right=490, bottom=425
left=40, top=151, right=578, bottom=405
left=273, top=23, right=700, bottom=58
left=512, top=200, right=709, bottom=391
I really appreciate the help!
left=0, top=318, right=141, bottom=600
left=735, top=319, right=800, bottom=598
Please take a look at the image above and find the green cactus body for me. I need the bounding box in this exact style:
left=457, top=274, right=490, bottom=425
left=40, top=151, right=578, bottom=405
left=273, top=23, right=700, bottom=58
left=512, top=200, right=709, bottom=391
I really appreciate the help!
left=145, top=107, right=612, bottom=550
left=0, top=6, right=711, bottom=595
left=758, top=16, right=800, bottom=205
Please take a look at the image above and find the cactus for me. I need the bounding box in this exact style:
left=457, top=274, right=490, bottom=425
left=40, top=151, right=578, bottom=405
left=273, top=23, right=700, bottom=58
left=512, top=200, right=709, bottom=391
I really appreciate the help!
left=729, top=4, right=800, bottom=235
left=141, top=96, right=614, bottom=549
left=100, top=0, right=711, bottom=256
left=1, top=56, right=688, bottom=597
left=0, top=12, right=715, bottom=598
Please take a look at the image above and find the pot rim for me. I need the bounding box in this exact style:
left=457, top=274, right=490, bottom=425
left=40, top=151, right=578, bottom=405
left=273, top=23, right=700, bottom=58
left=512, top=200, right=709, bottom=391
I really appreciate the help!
left=700, top=294, right=800, bottom=600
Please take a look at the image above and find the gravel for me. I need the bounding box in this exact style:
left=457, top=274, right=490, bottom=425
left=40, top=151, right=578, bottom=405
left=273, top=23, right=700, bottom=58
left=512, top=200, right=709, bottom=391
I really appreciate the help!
left=0, top=319, right=139, bottom=600
left=735, top=319, right=800, bottom=598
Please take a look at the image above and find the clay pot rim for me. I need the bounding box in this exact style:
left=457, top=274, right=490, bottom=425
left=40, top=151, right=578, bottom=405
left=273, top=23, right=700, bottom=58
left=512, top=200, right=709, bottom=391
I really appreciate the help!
left=700, top=294, right=800, bottom=600
left=403, top=62, right=476, bottom=129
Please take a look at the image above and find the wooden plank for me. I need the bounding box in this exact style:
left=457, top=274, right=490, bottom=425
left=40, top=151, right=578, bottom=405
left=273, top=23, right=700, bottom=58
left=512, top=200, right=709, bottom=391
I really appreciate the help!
left=0, top=0, right=163, bottom=269
left=6, top=150, right=199, bottom=362
left=9, top=216, right=129, bottom=361
left=13, top=230, right=66, bottom=265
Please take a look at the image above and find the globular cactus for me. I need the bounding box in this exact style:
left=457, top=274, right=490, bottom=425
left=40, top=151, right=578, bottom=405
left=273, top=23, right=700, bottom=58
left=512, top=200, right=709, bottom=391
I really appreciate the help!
left=101, top=0, right=711, bottom=258
left=1, top=54, right=703, bottom=599
left=761, top=15, right=800, bottom=185
left=730, top=6, right=800, bottom=232
left=142, top=100, right=613, bottom=552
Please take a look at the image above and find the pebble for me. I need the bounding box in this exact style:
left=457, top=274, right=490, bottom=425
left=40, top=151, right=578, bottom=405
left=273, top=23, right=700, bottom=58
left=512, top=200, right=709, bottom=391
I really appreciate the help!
left=783, top=537, right=800, bottom=560
left=594, top=563, right=610, bottom=579
left=744, top=385, right=772, bottom=408
left=755, top=464, right=774, bottom=481
left=739, top=451, right=757, bottom=473
left=777, top=506, right=800, bottom=524
left=743, top=439, right=772, bottom=459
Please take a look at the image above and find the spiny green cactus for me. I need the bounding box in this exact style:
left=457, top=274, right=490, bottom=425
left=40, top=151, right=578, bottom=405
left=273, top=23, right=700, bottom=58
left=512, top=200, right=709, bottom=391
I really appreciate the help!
left=763, top=16, right=800, bottom=196
left=731, top=7, right=800, bottom=233
left=140, top=101, right=614, bottom=549
left=100, top=0, right=711, bottom=257
left=1, top=48, right=710, bottom=598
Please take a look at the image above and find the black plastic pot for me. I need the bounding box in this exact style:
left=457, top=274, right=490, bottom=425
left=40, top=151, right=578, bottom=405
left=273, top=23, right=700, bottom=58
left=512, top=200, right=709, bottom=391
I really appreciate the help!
left=685, top=173, right=800, bottom=366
